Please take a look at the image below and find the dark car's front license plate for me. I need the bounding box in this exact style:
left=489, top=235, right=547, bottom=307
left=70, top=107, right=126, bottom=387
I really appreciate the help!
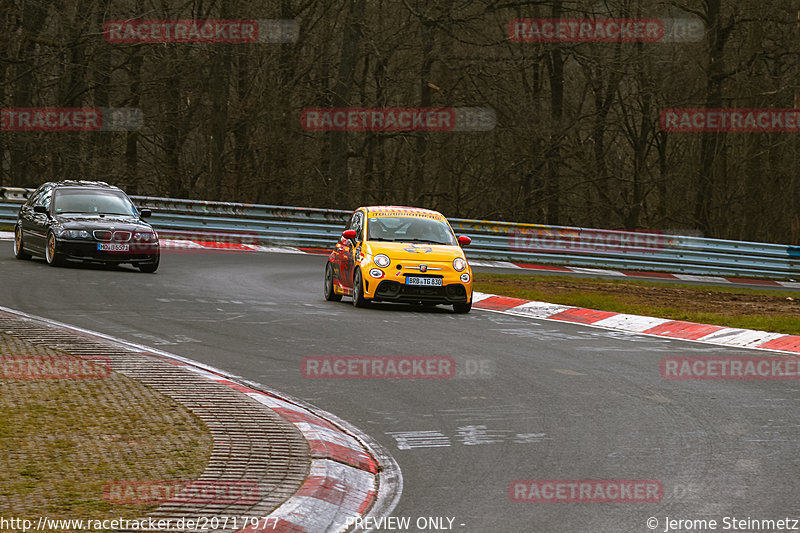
left=97, top=243, right=129, bottom=252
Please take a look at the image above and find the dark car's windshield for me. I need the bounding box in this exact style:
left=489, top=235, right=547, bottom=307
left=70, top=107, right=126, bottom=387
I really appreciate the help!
left=53, top=189, right=137, bottom=216
left=366, top=216, right=456, bottom=245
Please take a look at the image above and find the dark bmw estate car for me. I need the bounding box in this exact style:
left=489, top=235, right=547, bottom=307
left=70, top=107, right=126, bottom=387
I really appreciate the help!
left=13, top=181, right=160, bottom=272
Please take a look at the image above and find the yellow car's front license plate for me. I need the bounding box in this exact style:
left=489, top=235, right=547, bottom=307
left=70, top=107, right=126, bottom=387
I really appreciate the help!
left=405, top=276, right=442, bottom=286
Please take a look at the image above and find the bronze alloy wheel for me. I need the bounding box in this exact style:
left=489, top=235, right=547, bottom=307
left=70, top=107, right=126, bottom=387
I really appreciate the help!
left=46, top=232, right=63, bottom=266
left=13, top=226, right=31, bottom=260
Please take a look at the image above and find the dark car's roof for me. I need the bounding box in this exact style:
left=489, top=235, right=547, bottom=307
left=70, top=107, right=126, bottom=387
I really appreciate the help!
left=47, top=180, right=122, bottom=191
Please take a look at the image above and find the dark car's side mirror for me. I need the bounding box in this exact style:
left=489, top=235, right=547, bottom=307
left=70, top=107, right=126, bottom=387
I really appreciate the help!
left=140, top=209, right=152, bottom=218
left=458, top=235, right=472, bottom=246
left=342, top=229, right=357, bottom=241
left=33, top=205, right=48, bottom=214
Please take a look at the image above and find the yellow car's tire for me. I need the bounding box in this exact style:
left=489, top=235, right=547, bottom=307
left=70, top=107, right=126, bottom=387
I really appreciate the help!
left=352, top=269, right=370, bottom=308
left=324, top=263, right=342, bottom=302
left=453, top=301, right=471, bottom=314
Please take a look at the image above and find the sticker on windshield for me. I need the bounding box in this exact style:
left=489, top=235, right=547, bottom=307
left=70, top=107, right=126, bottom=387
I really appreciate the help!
left=371, top=209, right=445, bottom=221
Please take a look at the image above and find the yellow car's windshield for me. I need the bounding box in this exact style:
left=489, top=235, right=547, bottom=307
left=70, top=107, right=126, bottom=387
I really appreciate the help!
left=366, top=216, right=456, bottom=245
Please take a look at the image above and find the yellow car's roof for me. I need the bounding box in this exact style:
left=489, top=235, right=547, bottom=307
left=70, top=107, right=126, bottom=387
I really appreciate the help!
left=363, top=206, right=446, bottom=219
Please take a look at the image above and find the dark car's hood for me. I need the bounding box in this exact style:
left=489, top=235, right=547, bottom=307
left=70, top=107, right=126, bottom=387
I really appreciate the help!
left=54, top=214, right=153, bottom=231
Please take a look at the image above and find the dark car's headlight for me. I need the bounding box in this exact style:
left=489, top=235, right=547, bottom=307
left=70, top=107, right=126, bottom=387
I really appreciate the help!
left=133, top=232, right=157, bottom=242
left=61, top=229, right=91, bottom=239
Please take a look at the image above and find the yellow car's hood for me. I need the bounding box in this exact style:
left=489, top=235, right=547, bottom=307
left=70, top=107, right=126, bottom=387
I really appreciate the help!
left=365, top=241, right=465, bottom=262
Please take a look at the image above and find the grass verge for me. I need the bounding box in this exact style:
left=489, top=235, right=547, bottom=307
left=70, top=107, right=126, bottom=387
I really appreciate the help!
left=0, top=332, right=212, bottom=523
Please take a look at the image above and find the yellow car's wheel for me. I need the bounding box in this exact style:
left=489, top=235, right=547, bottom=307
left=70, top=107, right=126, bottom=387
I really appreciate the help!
left=324, top=263, right=342, bottom=302
left=352, top=269, right=370, bottom=308
left=453, top=301, right=471, bottom=314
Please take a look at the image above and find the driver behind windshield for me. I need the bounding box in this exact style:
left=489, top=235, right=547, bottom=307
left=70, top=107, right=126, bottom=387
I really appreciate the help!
left=54, top=190, right=136, bottom=216
left=367, top=216, right=454, bottom=245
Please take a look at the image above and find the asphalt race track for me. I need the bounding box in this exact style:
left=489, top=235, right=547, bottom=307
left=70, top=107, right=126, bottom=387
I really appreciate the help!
left=3, top=250, right=799, bottom=532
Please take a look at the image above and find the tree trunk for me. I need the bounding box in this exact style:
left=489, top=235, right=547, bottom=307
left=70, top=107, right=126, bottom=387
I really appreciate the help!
left=545, top=0, right=564, bottom=225
left=125, top=53, right=143, bottom=194
left=695, top=0, right=729, bottom=235
left=10, top=1, right=51, bottom=186
left=413, top=20, right=434, bottom=205
left=328, top=0, right=366, bottom=207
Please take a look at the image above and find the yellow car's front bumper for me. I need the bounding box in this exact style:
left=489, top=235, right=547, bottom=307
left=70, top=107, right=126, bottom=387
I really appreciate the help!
left=359, top=259, right=473, bottom=304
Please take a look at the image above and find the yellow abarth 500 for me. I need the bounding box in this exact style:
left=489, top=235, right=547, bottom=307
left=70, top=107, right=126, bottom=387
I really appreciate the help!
left=324, top=206, right=474, bottom=313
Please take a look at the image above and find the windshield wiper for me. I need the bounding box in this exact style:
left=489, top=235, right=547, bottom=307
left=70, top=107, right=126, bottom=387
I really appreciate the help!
left=401, top=238, right=444, bottom=245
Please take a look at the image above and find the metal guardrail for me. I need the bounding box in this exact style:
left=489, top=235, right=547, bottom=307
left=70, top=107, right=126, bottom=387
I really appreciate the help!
left=0, top=187, right=32, bottom=202
left=1, top=187, right=799, bottom=280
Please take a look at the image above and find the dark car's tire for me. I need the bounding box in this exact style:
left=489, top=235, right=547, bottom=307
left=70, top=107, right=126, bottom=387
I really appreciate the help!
left=352, top=269, right=370, bottom=308
left=13, top=226, right=31, bottom=260
left=138, top=254, right=159, bottom=273
left=324, top=263, right=342, bottom=301
left=453, top=301, right=472, bottom=314
left=45, top=231, right=64, bottom=266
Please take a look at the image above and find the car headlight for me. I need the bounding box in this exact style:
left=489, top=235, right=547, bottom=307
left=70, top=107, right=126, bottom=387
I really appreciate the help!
left=369, top=268, right=385, bottom=279
left=374, top=254, right=391, bottom=268
left=453, top=257, right=466, bottom=272
left=460, top=273, right=471, bottom=283
left=63, top=229, right=90, bottom=239
left=134, top=232, right=156, bottom=242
